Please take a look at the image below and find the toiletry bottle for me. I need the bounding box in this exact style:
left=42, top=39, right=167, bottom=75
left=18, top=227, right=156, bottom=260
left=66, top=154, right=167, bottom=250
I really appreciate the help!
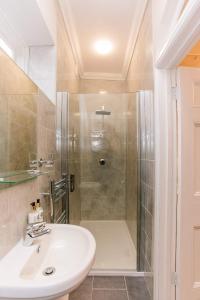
left=28, top=202, right=39, bottom=224
left=36, top=198, right=43, bottom=222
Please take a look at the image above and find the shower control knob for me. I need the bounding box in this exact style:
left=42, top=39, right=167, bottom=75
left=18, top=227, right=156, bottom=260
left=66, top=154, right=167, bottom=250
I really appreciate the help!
left=99, top=158, right=106, bottom=166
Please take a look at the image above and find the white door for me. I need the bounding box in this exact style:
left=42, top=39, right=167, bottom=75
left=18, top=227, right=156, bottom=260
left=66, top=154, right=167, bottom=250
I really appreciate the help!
left=177, top=67, right=200, bottom=300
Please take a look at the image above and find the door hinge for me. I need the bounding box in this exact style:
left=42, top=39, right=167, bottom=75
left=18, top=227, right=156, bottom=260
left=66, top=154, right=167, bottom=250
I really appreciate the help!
left=171, top=272, right=178, bottom=286
left=172, top=86, right=178, bottom=102
left=176, top=182, right=180, bottom=197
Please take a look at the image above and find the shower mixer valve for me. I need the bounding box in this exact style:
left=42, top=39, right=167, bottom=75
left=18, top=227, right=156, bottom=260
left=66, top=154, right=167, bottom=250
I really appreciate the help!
left=99, top=158, right=106, bottom=166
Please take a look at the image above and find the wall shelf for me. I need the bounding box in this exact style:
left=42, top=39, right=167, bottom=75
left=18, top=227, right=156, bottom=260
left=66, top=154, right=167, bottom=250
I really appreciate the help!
left=0, top=170, right=49, bottom=186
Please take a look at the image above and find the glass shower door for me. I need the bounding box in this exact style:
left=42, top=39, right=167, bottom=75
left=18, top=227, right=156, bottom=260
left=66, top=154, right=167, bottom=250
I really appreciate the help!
left=67, top=94, right=81, bottom=225
left=52, top=92, right=69, bottom=224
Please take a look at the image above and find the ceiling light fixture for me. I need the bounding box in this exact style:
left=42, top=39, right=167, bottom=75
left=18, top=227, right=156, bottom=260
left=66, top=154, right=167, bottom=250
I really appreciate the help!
left=99, top=90, right=107, bottom=94
left=94, top=40, right=113, bottom=55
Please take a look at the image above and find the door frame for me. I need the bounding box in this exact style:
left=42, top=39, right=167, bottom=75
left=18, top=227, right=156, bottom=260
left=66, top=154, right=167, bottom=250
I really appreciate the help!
left=153, top=1, right=200, bottom=300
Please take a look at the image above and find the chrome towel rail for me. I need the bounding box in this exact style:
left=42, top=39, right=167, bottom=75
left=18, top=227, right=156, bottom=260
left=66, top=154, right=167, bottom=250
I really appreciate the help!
left=40, top=175, right=68, bottom=224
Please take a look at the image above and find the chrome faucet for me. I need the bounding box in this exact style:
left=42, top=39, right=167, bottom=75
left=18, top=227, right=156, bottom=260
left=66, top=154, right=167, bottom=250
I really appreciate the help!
left=23, top=222, right=51, bottom=246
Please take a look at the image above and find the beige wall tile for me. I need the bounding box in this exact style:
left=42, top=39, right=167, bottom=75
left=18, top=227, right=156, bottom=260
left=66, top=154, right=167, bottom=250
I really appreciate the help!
left=0, top=180, right=37, bottom=258
left=56, top=3, right=79, bottom=93
left=126, top=94, right=138, bottom=246
left=78, top=94, right=127, bottom=220
left=79, top=79, right=126, bottom=93
left=126, top=2, right=154, bottom=92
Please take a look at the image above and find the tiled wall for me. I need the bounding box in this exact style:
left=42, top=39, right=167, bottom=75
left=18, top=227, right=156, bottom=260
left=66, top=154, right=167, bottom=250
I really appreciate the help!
left=0, top=50, right=38, bottom=173
left=0, top=50, right=37, bottom=95
left=126, top=1, right=155, bottom=298
left=0, top=94, right=37, bottom=172
left=125, top=93, right=138, bottom=247
left=56, top=2, right=79, bottom=93
left=79, top=79, right=126, bottom=94
left=79, top=94, right=127, bottom=220
left=138, top=91, right=154, bottom=297
left=126, top=3, right=154, bottom=92
left=0, top=180, right=37, bottom=258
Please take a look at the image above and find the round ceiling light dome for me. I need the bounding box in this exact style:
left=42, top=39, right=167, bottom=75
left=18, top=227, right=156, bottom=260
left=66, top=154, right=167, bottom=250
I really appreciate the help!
left=94, top=39, right=113, bottom=55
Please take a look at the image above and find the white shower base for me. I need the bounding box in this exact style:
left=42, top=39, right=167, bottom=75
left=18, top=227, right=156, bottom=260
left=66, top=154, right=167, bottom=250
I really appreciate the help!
left=80, top=220, right=137, bottom=273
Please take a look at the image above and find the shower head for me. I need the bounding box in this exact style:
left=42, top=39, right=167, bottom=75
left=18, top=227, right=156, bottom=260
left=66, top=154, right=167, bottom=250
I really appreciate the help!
left=95, top=106, right=111, bottom=115
left=95, top=110, right=111, bottom=115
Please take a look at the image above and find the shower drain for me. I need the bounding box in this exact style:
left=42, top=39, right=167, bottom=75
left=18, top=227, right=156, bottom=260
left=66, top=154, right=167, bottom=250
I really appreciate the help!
left=43, top=266, right=56, bottom=276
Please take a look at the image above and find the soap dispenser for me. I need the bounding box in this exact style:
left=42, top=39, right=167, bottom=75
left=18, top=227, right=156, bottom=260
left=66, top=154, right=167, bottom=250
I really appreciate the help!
left=28, top=202, right=39, bottom=224
left=36, top=198, right=43, bottom=222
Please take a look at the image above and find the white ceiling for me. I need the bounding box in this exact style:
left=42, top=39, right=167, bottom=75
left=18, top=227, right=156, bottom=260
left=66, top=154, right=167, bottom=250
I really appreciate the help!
left=59, top=0, right=147, bottom=80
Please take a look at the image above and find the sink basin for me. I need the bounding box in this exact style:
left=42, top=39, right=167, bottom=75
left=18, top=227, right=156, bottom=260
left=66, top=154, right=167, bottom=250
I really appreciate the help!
left=0, top=224, right=96, bottom=300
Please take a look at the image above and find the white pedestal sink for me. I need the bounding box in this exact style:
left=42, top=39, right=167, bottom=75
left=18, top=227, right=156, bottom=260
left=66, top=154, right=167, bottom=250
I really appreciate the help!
left=0, top=224, right=96, bottom=300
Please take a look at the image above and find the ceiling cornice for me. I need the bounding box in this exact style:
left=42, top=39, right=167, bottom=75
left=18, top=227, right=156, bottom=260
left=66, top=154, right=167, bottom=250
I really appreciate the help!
left=59, top=0, right=147, bottom=81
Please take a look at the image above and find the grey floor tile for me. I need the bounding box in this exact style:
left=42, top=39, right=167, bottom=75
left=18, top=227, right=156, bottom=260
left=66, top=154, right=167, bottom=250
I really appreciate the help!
left=125, top=277, right=150, bottom=300
left=92, top=289, right=128, bottom=300
left=128, top=292, right=150, bottom=300
left=93, top=276, right=126, bottom=289
left=69, top=290, right=92, bottom=300
left=69, top=276, right=93, bottom=300
left=125, top=277, right=145, bottom=291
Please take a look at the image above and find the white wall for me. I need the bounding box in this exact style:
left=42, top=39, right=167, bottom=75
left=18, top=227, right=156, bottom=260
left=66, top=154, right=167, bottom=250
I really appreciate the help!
left=28, top=46, right=56, bottom=103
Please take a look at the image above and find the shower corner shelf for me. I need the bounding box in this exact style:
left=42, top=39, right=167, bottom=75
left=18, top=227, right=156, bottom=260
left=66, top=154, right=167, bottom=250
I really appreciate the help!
left=0, top=170, right=49, bottom=186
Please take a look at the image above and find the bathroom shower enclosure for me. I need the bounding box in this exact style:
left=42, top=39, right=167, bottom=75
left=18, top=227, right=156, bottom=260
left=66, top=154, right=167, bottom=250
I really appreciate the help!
left=64, top=92, right=144, bottom=274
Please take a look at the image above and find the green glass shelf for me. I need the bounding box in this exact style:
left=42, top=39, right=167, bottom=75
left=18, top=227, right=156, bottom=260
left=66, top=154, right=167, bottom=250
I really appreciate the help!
left=0, top=170, right=49, bottom=184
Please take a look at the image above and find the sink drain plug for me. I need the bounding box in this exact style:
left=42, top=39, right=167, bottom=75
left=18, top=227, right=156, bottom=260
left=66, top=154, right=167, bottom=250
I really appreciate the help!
left=43, top=267, right=56, bottom=276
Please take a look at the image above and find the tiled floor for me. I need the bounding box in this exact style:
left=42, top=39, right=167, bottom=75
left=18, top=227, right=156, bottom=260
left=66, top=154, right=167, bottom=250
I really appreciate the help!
left=80, top=221, right=136, bottom=270
left=69, top=276, right=150, bottom=300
